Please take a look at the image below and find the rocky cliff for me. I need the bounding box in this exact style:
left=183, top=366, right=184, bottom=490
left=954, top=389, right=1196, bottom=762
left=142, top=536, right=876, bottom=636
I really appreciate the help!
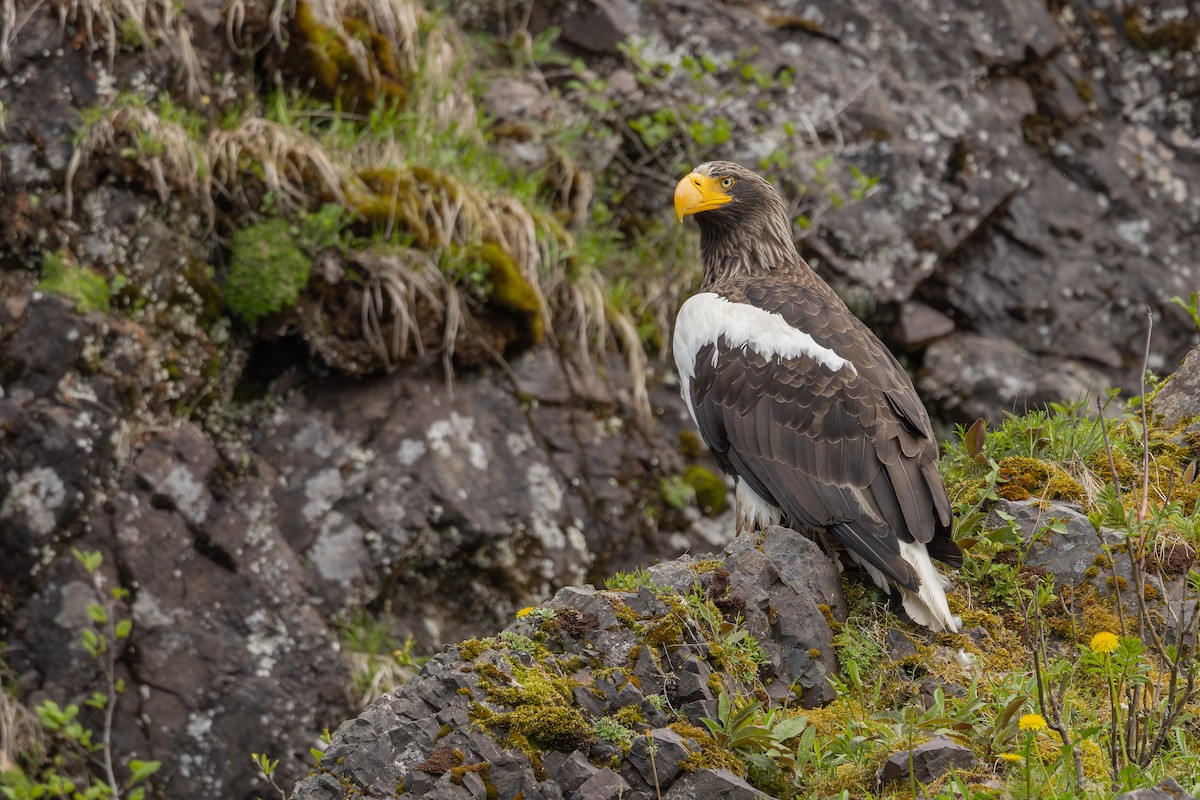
left=2, top=0, right=1200, bottom=797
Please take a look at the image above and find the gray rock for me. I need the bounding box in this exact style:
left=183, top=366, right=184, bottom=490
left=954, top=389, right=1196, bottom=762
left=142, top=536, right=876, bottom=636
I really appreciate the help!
left=876, top=734, right=977, bottom=787
left=919, top=333, right=1113, bottom=425
left=673, top=657, right=713, bottom=704
left=625, top=728, right=690, bottom=790
left=1152, top=345, right=1200, bottom=428
left=1114, top=778, right=1198, bottom=800
left=574, top=767, right=631, bottom=800
left=544, top=750, right=598, bottom=794
left=662, top=768, right=773, bottom=799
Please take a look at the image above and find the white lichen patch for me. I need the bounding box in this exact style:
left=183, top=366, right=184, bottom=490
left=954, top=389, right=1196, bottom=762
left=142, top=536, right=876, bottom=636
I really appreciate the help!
left=302, top=467, right=344, bottom=524
left=309, top=512, right=371, bottom=587
left=133, top=589, right=175, bottom=629
left=1, top=466, right=67, bottom=535
left=397, top=438, right=427, bottom=466
left=53, top=580, right=98, bottom=631
left=163, top=462, right=211, bottom=524
left=506, top=430, right=536, bottom=457
left=244, top=609, right=290, bottom=678
left=426, top=412, right=488, bottom=470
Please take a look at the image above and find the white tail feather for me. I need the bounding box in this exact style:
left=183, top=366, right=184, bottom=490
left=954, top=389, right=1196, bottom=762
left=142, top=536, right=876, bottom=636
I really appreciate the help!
left=897, top=540, right=961, bottom=632
left=842, top=539, right=960, bottom=633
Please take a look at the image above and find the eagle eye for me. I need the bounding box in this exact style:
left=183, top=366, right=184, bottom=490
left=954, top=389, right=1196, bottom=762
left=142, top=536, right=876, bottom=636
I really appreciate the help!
left=720, top=177, right=735, bottom=189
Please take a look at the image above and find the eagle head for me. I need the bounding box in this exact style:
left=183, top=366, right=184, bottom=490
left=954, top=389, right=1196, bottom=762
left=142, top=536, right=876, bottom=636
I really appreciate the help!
left=674, top=161, right=785, bottom=231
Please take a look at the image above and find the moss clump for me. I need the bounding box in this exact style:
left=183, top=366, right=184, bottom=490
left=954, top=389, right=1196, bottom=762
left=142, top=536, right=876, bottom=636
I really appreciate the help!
left=287, top=0, right=407, bottom=110
left=1124, top=11, right=1200, bottom=52
left=670, top=721, right=745, bottom=775
left=469, top=242, right=544, bottom=351
left=225, top=219, right=311, bottom=324
left=490, top=705, right=592, bottom=752
left=459, top=638, right=490, bottom=661
left=684, top=466, right=728, bottom=516
left=607, top=597, right=640, bottom=626
left=414, top=746, right=464, bottom=774
left=996, top=456, right=1084, bottom=502
left=677, top=429, right=703, bottom=459
left=613, top=704, right=644, bottom=728
left=485, top=665, right=573, bottom=707
left=38, top=251, right=110, bottom=314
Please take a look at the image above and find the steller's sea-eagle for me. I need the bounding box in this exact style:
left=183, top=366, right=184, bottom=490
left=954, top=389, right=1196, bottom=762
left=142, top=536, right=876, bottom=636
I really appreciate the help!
left=672, top=161, right=962, bottom=632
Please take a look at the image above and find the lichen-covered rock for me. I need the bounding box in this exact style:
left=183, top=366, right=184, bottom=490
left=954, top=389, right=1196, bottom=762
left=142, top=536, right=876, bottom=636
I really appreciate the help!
left=251, top=349, right=734, bottom=647
left=6, top=423, right=352, bottom=799
left=1152, top=344, right=1200, bottom=429
left=289, top=527, right=841, bottom=800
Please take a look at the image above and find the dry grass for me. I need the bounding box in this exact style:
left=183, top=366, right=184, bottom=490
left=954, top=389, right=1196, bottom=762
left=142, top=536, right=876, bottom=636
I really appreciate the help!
left=0, top=652, right=42, bottom=775
left=65, top=103, right=212, bottom=217
left=55, top=0, right=659, bottom=419
left=40, top=0, right=201, bottom=95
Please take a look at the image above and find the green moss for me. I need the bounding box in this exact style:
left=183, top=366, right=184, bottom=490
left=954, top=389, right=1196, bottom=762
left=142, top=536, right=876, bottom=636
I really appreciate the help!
left=670, top=721, right=745, bottom=775
left=997, top=456, right=1084, bottom=502
left=287, top=0, right=407, bottom=109
left=613, top=704, right=644, bottom=728
left=485, top=665, right=574, bottom=708
left=469, top=242, right=544, bottom=350
left=489, top=705, right=592, bottom=752
left=1124, top=11, right=1200, bottom=52
left=677, top=429, right=703, bottom=459
left=38, top=251, right=110, bottom=314
left=684, top=466, right=728, bottom=516
left=225, top=219, right=311, bottom=324
left=608, top=597, right=640, bottom=626
left=459, top=638, right=490, bottom=661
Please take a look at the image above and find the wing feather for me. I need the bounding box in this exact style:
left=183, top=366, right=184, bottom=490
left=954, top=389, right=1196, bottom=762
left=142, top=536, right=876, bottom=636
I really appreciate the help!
left=681, top=279, right=958, bottom=588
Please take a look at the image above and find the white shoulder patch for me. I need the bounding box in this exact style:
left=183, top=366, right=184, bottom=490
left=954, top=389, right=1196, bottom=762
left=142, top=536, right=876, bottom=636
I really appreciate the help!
left=672, top=293, right=857, bottom=422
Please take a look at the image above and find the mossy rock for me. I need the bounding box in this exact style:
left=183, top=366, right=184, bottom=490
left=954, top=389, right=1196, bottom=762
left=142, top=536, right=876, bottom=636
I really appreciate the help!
left=684, top=465, right=727, bottom=516
left=225, top=219, right=312, bottom=325
left=470, top=242, right=544, bottom=352
left=38, top=251, right=110, bottom=314
left=286, top=0, right=407, bottom=111
left=996, top=456, right=1084, bottom=502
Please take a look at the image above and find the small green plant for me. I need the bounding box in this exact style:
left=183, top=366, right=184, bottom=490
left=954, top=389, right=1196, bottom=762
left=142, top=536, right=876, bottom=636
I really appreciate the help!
left=0, top=550, right=159, bottom=800
left=497, top=631, right=538, bottom=654
left=593, top=716, right=634, bottom=746
left=224, top=218, right=312, bottom=324
left=37, top=251, right=111, bottom=314
left=251, top=752, right=286, bottom=800
left=658, top=475, right=696, bottom=510
left=604, top=567, right=662, bottom=593
left=1170, top=292, right=1200, bottom=331
left=333, top=610, right=424, bottom=708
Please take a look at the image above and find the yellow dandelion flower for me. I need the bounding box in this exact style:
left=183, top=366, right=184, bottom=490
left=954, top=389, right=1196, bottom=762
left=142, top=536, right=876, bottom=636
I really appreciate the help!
left=999, top=753, right=1024, bottom=763
left=515, top=606, right=535, bottom=618
left=1019, top=713, right=1049, bottom=732
left=1090, top=631, right=1119, bottom=654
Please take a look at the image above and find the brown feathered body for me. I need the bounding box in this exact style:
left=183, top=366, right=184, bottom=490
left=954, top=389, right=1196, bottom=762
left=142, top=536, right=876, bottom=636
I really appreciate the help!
left=673, top=161, right=961, bottom=631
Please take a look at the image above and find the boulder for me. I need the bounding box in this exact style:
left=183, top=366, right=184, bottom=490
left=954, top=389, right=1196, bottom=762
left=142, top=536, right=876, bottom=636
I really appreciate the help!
left=875, top=734, right=977, bottom=788
left=289, top=527, right=843, bottom=800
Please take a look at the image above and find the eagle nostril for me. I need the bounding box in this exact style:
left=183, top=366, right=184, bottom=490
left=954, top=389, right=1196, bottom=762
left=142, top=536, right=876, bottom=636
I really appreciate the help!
left=692, top=177, right=704, bottom=189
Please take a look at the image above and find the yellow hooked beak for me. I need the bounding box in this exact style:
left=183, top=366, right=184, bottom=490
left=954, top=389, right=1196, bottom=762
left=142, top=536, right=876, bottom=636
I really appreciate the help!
left=674, top=172, right=732, bottom=222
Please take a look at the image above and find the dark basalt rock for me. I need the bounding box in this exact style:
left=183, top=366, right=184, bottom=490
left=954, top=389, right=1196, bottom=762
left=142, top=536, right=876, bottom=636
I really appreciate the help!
left=290, top=528, right=843, bottom=800
left=875, top=734, right=977, bottom=788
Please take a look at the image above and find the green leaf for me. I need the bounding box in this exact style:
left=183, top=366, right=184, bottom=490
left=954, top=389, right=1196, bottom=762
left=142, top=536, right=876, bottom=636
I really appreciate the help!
left=772, top=715, right=808, bottom=741
left=127, top=759, right=161, bottom=785
left=115, top=619, right=133, bottom=639
left=87, top=604, right=108, bottom=624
